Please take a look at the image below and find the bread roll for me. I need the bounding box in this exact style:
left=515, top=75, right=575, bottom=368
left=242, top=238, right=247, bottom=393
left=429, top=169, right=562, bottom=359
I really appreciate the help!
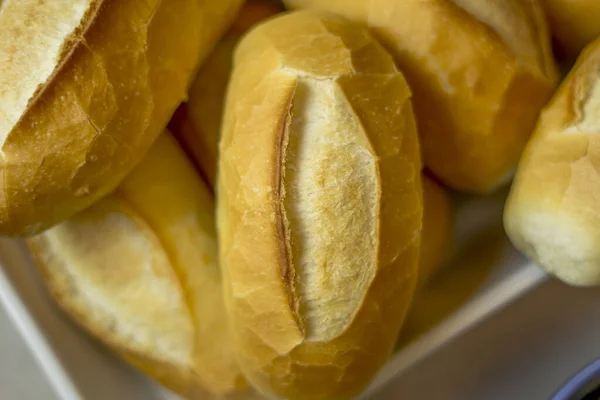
left=285, top=0, right=559, bottom=193
left=28, top=134, right=255, bottom=398
left=542, top=0, right=600, bottom=59
left=418, top=176, right=454, bottom=288
left=0, top=0, right=242, bottom=236
left=174, top=0, right=282, bottom=188
left=185, top=53, right=448, bottom=290
left=505, top=38, right=600, bottom=287
left=218, top=11, right=423, bottom=400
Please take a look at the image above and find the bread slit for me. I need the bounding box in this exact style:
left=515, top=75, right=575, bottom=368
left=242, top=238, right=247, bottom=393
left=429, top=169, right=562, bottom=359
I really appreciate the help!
left=283, top=78, right=378, bottom=342
left=564, top=75, right=600, bottom=134
left=0, top=0, right=92, bottom=142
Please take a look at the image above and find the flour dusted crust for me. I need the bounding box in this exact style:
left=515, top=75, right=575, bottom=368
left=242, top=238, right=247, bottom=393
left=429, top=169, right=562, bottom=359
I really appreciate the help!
left=218, top=11, right=423, bottom=400
left=0, top=0, right=243, bottom=235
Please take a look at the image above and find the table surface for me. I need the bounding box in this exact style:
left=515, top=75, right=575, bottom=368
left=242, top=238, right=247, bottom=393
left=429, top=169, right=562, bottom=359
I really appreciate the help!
left=0, top=306, right=58, bottom=400
left=1, top=278, right=599, bottom=400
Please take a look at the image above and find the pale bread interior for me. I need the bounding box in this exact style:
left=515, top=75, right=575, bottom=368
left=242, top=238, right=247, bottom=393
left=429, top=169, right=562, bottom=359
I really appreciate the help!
left=516, top=210, right=600, bottom=285
left=283, top=78, right=378, bottom=342
left=0, top=0, right=91, bottom=142
left=39, top=196, right=194, bottom=367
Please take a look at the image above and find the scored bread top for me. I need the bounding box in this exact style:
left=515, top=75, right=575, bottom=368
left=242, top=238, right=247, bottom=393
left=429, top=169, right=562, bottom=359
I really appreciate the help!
left=285, top=0, right=558, bottom=193
left=28, top=134, right=255, bottom=397
left=0, top=0, right=242, bottom=236
left=0, top=0, right=95, bottom=139
left=505, top=38, right=600, bottom=286
left=284, top=78, right=379, bottom=342
left=32, top=198, right=193, bottom=362
left=219, top=11, right=422, bottom=399
left=28, top=196, right=196, bottom=394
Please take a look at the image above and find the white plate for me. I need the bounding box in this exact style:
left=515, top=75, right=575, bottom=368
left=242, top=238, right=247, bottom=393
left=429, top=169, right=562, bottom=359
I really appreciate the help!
left=0, top=191, right=547, bottom=400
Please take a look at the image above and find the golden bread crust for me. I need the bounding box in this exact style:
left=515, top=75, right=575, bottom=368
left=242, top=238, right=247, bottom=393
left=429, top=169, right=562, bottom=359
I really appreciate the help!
left=28, top=134, right=258, bottom=397
left=218, top=11, right=422, bottom=400
left=285, top=0, right=558, bottom=193
left=0, top=0, right=243, bottom=235
left=505, top=38, right=600, bottom=286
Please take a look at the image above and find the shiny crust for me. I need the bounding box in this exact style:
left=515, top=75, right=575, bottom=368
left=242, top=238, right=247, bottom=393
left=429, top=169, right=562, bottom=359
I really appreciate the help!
left=218, top=11, right=422, bottom=400
left=0, top=0, right=243, bottom=235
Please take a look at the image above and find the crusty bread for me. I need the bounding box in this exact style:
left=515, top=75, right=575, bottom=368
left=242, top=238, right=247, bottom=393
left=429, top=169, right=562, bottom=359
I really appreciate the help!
left=217, top=11, right=423, bottom=400
left=285, top=0, right=558, bottom=193
left=182, top=12, right=450, bottom=292
left=0, top=0, right=242, bottom=236
left=418, top=176, right=454, bottom=288
left=28, top=134, right=257, bottom=398
left=28, top=195, right=196, bottom=395
left=187, top=61, right=449, bottom=291
left=542, top=0, right=600, bottom=59
left=505, top=38, right=600, bottom=287
left=174, top=0, right=282, bottom=188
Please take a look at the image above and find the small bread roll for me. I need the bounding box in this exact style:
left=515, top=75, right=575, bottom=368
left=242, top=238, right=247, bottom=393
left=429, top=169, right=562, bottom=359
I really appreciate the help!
left=285, top=0, right=559, bottom=193
left=175, top=0, right=282, bottom=188
left=542, top=0, right=600, bottom=59
left=28, top=134, right=256, bottom=398
left=0, top=0, right=242, bottom=236
left=218, top=11, right=423, bottom=400
left=418, top=176, right=454, bottom=288
left=505, top=38, right=600, bottom=286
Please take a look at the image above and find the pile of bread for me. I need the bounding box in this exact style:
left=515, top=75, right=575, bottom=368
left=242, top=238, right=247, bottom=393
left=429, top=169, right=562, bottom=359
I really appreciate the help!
left=2, top=0, right=600, bottom=398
